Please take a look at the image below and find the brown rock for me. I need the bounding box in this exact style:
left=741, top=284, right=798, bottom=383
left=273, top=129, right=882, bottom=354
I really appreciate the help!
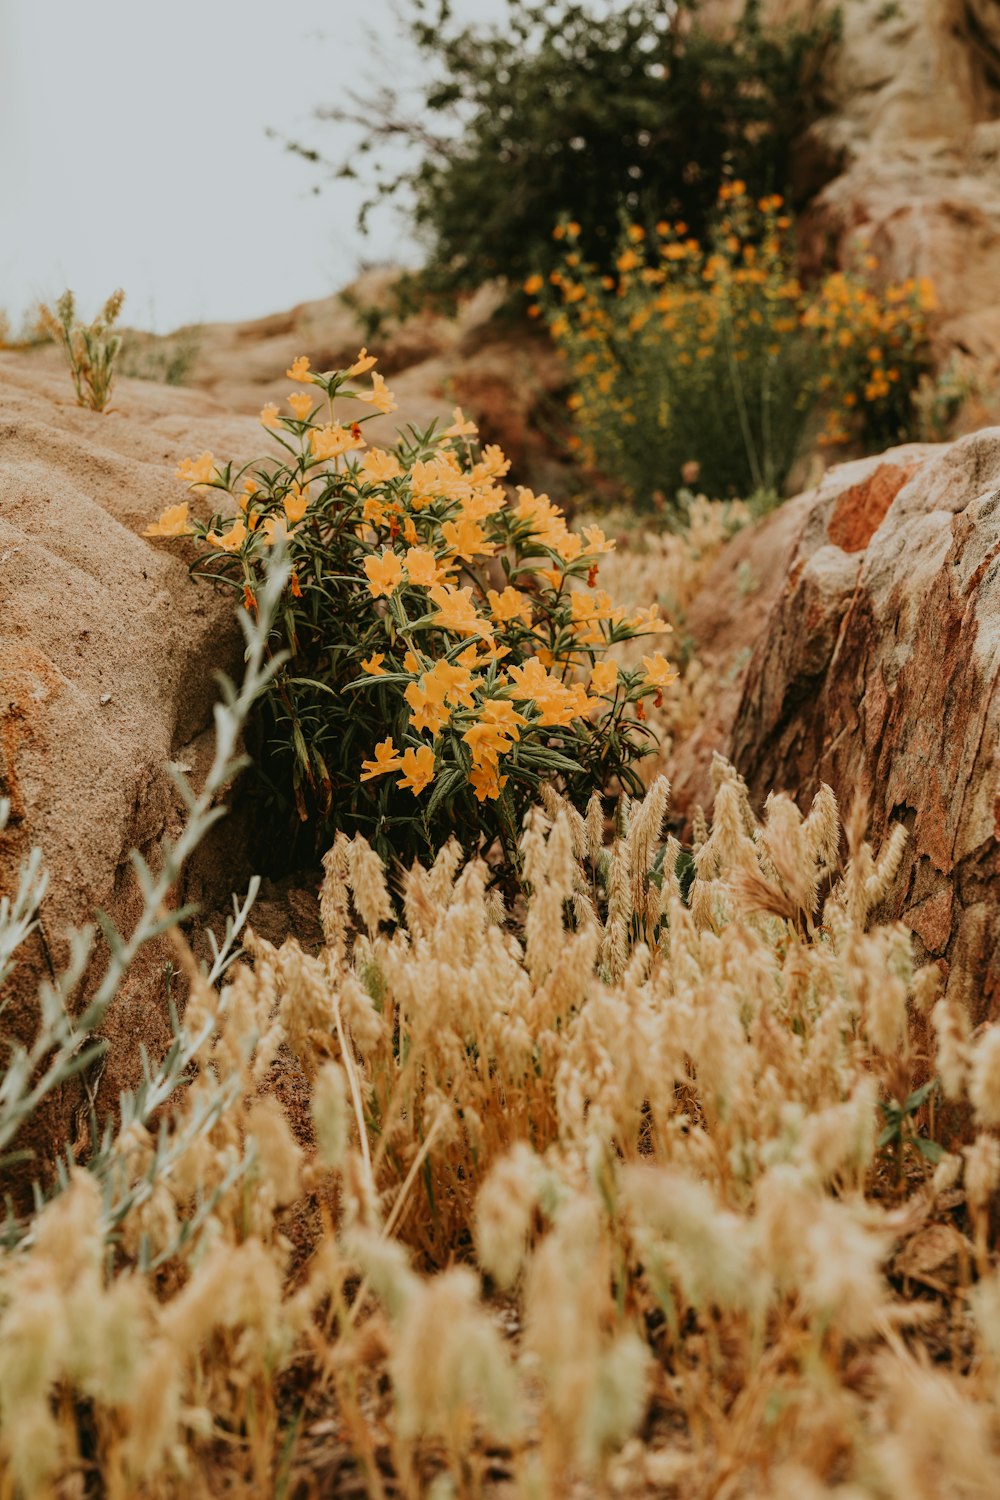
left=0, top=355, right=262, bottom=1194
left=673, top=429, right=1000, bottom=1016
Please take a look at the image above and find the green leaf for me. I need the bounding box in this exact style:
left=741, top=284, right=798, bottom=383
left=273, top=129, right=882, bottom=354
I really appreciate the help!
left=903, top=1078, right=938, bottom=1114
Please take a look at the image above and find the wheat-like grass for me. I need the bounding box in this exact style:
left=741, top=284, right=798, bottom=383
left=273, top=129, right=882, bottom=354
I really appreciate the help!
left=3, top=732, right=998, bottom=1497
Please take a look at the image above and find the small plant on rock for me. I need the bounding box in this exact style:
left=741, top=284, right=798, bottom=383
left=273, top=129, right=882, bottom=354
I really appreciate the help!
left=39, top=288, right=125, bottom=412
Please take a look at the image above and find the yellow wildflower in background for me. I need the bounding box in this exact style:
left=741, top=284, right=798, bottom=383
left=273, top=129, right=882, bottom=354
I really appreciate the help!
left=283, top=485, right=308, bottom=524
left=286, top=355, right=311, bottom=382
left=642, top=653, right=678, bottom=690
left=360, top=737, right=401, bottom=780
left=590, top=659, right=619, bottom=695
left=487, top=587, right=533, bottom=626
left=442, top=407, right=478, bottom=440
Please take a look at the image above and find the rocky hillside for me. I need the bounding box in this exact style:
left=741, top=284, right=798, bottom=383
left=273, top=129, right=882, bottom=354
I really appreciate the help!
left=669, top=428, right=1000, bottom=1021
left=706, top=0, right=1000, bottom=417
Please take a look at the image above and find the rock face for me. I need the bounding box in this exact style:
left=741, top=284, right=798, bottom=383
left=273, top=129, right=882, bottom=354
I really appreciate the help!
left=701, top=0, right=1000, bottom=423
left=673, top=430, right=1000, bottom=1017
left=104, top=269, right=571, bottom=494
left=0, top=356, right=263, bottom=1191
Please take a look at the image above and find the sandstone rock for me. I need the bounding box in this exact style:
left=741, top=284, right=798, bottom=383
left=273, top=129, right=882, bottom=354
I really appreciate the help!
left=672, top=431, right=1000, bottom=1016
left=94, top=268, right=571, bottom=489
left=0, top=355, right=262, bottom=1192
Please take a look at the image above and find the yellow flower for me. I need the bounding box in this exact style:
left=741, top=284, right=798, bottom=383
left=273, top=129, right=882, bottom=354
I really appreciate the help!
left=404, top=546, right=450, bottom=587
left=311, top=424, right=366, bottom=461
left=424, top=659, right=477, bottom=709
left=523, top=273, right=544, bottom=296
left=441, top=406, right=478, bottom=440
left=144, top=501, right=192, bottom=538
left=396, top=744, right=436, bottom=795
left=260, top=404, right=280, bottom=429
left=347, top=347, right=377, bottom=376
left=642, top=652, right=678, bottom=690
left=486, top=586, right=532, bottom=625
left=286, top=355, right=312, bottom=382
left=176, top=451, right=216, bottom=487
left=462, top=720, right=514, bottom=765
left=404, top=680, right=450, bottom=737
left=440, top=515, right=494, bottom=562
left=617, top=248, right=640, bottom=274
left=629, top=603, right=673, bottom=634
left=470, top=761, right=509, bottom=802
left=238, top=477, right=260, bottom=529
left=428, top=584, right=493, bottom=639
left=359, top=448, right=403, bottom=483
left=361, top=653, right=386, bottom=675
left=206, top=517, right=247, bottom=553
left=581, top=524, right=615, bottom=555
left=356, top=371, right=397, bottom=415
left=283, top=484, right=308, bottom=524
left=364, top=550, right=404, bottom=599
left=590, top=659, right=619, bottom=695
left=260, top=516, right=289, bottom=547
left=361, top=737, right=401, bottom=780
left=287, top=391, right=314, bottom=422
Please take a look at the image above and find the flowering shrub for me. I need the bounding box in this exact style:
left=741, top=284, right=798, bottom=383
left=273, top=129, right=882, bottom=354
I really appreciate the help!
left=536, top=187, right=936, bottom=509
left=804, top=264, right=938, bottom=450
left=146, top=352, right=676, bottom=866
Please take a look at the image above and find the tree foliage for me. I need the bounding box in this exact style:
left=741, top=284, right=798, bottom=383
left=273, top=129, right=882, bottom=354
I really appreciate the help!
left=298, top=0, right=838, bottom=303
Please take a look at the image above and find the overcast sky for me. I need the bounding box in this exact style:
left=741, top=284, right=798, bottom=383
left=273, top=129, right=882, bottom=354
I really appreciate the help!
left=0, top=0, right=506, bottom=333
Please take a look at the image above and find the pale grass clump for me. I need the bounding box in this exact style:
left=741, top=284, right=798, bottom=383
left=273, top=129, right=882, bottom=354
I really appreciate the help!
left=5, top=724, right=1000, bottom=1496
left=594, top=498, right=750, bottom=764
left=38, top=288, right=125, bottom=412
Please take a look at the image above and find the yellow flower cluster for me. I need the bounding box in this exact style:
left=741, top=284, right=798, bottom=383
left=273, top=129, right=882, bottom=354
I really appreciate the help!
left=145, top=350, right=676, bottom=852
left=803, top=268, right=935, bottom=447
left=534, top=190, right=937, bottom=501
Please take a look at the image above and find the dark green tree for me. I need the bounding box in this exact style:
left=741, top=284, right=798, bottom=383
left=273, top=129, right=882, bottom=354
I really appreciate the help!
left=287, top=0, right=837, bottom=304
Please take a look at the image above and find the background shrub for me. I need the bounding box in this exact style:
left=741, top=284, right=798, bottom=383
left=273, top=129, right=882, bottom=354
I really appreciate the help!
left=295, top=0, right=837, bottom=305
left=542, top=190, right=936, bottom=511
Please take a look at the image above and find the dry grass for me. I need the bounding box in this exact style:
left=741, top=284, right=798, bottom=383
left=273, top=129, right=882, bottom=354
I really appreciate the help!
left=3, top=750, right=999, bottom=1499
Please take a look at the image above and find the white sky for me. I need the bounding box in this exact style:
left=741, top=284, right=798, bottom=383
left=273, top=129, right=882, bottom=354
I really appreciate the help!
left=0, top=0, right=505, bottom=333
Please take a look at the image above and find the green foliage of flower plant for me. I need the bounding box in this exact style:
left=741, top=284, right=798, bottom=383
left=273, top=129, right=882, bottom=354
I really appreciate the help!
left=38, top=288, right=125, bottom=412
left=292, top=0, right=837, bottom=307
left=145, top=352, right=677, bottom=870
left=536, top=187, right=937, bottom=510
